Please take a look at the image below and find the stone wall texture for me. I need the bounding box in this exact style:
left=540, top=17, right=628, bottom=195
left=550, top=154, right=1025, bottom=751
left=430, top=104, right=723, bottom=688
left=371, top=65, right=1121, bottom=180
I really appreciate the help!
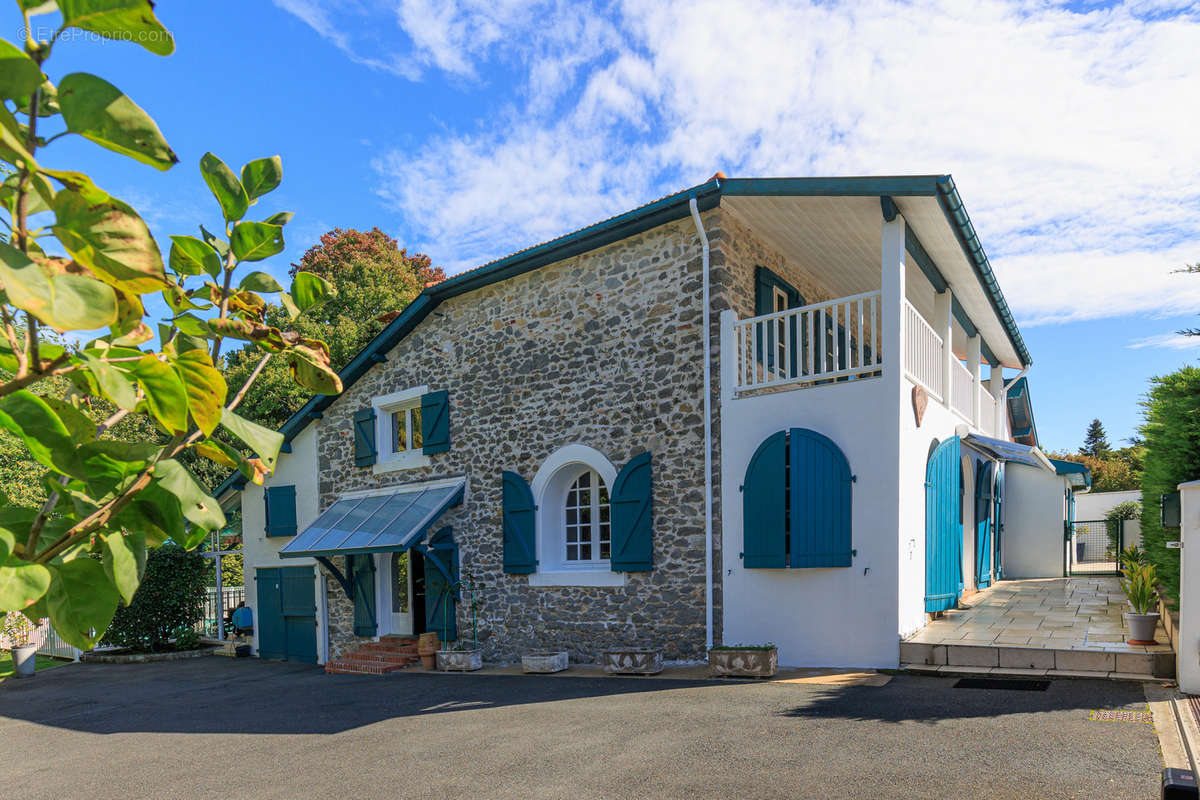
left=311, top=204, right=843, bottom=664
left=317, top=215, right=714, bottom=663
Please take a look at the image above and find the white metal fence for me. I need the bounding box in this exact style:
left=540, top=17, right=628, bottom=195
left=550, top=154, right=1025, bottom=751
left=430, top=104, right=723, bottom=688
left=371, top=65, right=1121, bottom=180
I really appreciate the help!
left=731, top=291, right=882, bottom=392
left=197, top=586, right=246, bottom=638
left=34, top=619, right=81, bottom=661
left=903, top=300, right=944, bottom=401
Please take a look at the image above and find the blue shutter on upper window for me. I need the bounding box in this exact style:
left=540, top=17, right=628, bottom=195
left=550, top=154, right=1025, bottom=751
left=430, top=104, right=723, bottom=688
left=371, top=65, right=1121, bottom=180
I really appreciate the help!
left=352, top=407, right=376, bottom=467
left=501, top=471, right=537, bottom=574
left=741, top=430, right=787, bottom=568
left=788, top=428, right=854, bottom=568
left=264, top=485, right=297, bottom=537
left=420, top=390, right=450, bottom=454
left=610, top=451, right=653, bottom=572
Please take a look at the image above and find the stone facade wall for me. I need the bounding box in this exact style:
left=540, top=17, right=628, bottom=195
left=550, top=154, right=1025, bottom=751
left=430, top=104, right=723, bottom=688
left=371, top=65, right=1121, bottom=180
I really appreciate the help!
left=315, top=216, right=716, bottom=664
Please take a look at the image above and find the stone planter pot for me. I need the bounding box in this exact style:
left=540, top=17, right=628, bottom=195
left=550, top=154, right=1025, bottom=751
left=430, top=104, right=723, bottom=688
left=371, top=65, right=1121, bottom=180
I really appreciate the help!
left=522, top=651, right=568, bottom=674
left=602, top=648, right=663, bottom=675
left=436, top=649, right=482, bottom=672
left=10, top=644, right=36, bottom=678
left=708, top=647, right=778, bottom=678
left=1125, top=612, right=1160, bottom=645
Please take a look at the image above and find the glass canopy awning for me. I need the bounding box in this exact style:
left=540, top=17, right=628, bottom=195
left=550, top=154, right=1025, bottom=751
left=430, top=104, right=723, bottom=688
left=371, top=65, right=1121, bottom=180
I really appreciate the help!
left=963, top=433, right=1050, bottom=470
left=278, top=480, right=464, bottom=559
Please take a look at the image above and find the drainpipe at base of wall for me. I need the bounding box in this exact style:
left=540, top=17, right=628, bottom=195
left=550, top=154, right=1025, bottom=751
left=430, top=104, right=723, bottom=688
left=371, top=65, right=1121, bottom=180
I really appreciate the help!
left=689, top=195, right=714, bottom=652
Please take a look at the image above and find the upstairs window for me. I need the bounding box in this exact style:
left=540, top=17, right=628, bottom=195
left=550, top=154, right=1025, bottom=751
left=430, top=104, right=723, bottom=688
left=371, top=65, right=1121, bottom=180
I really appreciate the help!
left=391, top=405, right=423, bottom=454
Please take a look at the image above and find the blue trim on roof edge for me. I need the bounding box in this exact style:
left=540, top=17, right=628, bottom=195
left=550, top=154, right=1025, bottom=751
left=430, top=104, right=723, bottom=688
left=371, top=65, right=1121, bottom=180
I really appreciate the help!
left=216, top=174, right=1030, bottom=498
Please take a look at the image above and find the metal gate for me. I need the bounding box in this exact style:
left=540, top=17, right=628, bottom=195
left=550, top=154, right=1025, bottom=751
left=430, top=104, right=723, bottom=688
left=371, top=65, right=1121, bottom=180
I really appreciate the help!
left=1066, top=519, right=1123, bottom=576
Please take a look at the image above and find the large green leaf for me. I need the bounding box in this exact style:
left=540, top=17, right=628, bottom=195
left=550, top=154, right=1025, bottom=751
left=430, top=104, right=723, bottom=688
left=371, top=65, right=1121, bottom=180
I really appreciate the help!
left=173, top=349, right=226, bottom=437
left=221, top=408, right=283, bottom=471
left=101, top=531, right=140, bottom=605
left=168, top=235, right=221, bottom=277
left=0, top=104, right=36, bottom=167
left=78, top=351, right=137, bottom=410
left=0, top=39, right=42, bottom=102
left=0, top=391, right=79, bottom=477
left=46, top=558, right=119, bottom=649
left=0, top=562, right=52, bottom=611
left=0, top=240, right=119, bottom=331
left=57, top=0, right=175, bottom=56
left=57, top=73, right=177, bottom=170
left=49, top=172, right=165, bottom=294
left=264, top=211, right=293, bottom=226
left=240, top=156, right=282, bottom=202
left=0, top=172, right=52, bottom=217
left=41, top=397, right=98, bottom=441
left=199, top=152, right=247, bottom=223
left=128, top=354, right=188, bottom=434
left=290, top=270, right=336, bottom=311
left=112, top=498, right=172, bottom=548
left=238, top=270, right=283, bottom=293
left=230, top=221, right=284, bottom=262
left=289, top=345, right=342, bottom=395
left=152, top=459, right=225, bottom=532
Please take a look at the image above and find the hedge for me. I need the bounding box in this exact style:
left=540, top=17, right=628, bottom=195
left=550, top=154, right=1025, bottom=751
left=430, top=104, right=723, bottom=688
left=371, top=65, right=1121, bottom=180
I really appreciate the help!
left=103, top=544, right=208, bottom=652
left=1138, top=366, right=1200, bottom=602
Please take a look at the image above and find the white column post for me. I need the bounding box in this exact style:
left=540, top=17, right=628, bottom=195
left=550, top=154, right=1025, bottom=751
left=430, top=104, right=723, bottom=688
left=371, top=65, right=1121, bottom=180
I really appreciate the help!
left=989, top=367, right=1004, bottom=437
left=719, top=309, right=737, bottom=404
left=1178, top=480, right=1200, bottom=694
left=967, top=334, right=981, bottom=429
left=934, top=289, right=953, bottom=407
left=882, top=219, right=906, bottom=388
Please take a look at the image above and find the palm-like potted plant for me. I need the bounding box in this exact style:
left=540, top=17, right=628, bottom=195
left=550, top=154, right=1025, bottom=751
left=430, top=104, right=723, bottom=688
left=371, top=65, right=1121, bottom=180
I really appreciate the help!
left=3, top=612, right=38, bottom=679
left=1121, top=563, right=1160, bottom=645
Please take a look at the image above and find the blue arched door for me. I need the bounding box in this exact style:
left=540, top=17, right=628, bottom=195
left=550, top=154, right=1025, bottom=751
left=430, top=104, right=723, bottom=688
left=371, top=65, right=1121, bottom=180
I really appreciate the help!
left=975, top=461, right=994, bottom=589
left=925, top=437, right=963, bottom=613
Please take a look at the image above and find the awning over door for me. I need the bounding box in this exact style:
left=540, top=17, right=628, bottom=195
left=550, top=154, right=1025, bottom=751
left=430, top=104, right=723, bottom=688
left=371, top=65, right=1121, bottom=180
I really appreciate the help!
left=963, top=433, right=1053, bottom=471
left=279, top=480, right=464, bottom=559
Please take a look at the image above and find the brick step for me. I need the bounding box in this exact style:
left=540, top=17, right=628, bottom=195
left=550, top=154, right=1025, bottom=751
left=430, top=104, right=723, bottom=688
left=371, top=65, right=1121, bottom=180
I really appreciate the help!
left=339, top=651, right=420, bottom=664
left=325, top=660, right=410, bottom=675
left=358, top=642, right=419, bottom=654
left=900, top=641, right=1173, bottom=678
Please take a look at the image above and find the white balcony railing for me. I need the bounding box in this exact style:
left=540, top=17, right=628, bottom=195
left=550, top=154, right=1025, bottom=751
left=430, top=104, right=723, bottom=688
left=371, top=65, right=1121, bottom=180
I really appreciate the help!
left=978, top=384, right=996, bottom=436
left=902, top=300, right=944, bottom=401
left=950, top=359, right=974, bottom=422
left=731, top=291, right=882, bottom=392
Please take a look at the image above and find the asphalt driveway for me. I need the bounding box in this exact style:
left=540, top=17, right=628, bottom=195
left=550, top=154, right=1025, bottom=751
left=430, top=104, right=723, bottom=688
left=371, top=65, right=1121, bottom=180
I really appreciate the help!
left=0, top=658, right=1163, bottom=799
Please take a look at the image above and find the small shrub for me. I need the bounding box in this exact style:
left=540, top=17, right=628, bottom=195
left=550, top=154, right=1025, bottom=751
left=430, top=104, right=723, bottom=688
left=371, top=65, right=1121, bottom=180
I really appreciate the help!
left=103, top=545, right=208, bottom=652
left=2, top=611, right=35, bottom=648
left=1120, top=563, right=1159, bottom=615
left=1105, top=500, right=1141, bottom=555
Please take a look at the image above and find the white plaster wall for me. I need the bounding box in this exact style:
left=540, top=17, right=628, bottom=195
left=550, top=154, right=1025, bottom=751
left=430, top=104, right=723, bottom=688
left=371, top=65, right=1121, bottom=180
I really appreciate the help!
left=720, top=377, right=898, bottom=667
left=1176, top=481, right=1200, bottom=694
left=240, top=424, right=325, bottom=662
left=1001, top=463, right=1065, bottom=578
left=1075, top=489, right=1141, bottom=520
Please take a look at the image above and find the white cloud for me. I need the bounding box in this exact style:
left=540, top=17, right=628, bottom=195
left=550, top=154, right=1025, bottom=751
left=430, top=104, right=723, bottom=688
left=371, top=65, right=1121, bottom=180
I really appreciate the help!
left=1129, top=332, right=1200, bottom=350
left=282, top=0, right=1200, bottom=326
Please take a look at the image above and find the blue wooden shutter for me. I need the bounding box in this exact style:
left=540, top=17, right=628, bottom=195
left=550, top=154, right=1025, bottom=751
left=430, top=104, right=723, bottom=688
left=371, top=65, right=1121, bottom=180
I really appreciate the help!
left=754, top=266, right=803, bottom=374
left=501, top=471, right=537, bottom=574
left=352, top=407, right=377, bottom=467
left=610, top=452, right=653, bottom=571
left=975, top=460, right=994, bottom=588
left=789, top=428, right=854, bottom=568
left=349, top=554, right=377, bottom=636
left=741, top=431, right=787, bottom=568
left=925, top=436, right=963, bottom=613
left=421, top=390, right=450, bottom=454
left=255, top=568, right=285, bottom=659
left=264, top=485, right=297, bottom=537
left=424, top=552, right=457, bottom=642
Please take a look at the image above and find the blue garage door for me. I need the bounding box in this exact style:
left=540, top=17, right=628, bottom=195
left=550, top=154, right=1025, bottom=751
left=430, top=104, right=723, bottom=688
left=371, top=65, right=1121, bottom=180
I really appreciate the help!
left=256, top=566, right=318, bottom=663
left=925, top=437, right=963, bottom=613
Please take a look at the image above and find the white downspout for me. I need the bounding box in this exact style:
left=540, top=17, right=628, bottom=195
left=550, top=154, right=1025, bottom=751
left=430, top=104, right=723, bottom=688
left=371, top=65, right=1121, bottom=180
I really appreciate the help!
left=1003, top=365, right=1029, bottom=393
left=689, top=195, right=714, bottom=651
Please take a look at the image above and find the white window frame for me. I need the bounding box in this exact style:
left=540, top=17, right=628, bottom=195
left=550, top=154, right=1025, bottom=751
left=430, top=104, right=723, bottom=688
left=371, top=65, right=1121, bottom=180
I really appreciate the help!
left=528, top=444, right=625, bottom=588
left=372, top=386, right=431, bottom=474
left=773, top=286, right=789, bottom=378
left=561, top=469, right=611, bottom=566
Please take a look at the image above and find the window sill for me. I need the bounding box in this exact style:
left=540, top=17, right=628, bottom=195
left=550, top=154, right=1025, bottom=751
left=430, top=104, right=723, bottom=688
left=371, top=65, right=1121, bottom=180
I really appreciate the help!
left=373, top=454, right=432, bottom=475
left=528, top=570, right=626, bottom=588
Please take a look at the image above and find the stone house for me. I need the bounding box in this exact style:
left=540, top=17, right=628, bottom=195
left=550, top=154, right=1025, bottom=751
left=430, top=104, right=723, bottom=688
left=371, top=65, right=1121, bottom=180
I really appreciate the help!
left=218, top=174, right=1067, bottom=672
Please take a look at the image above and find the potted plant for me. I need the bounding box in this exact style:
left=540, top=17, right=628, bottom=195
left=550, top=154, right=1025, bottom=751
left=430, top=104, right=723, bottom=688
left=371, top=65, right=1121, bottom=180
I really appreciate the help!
left=602, top=648, right=663, bottom=675
left=708, top=643, right=778, bottom=678
left=1121, top=563, right=1160, bottom=645
left=1119, top=544, right=1147, bottom=576
left=522, top=651, right=569, bottom=673
left=3, top=612, right=38, bottom=679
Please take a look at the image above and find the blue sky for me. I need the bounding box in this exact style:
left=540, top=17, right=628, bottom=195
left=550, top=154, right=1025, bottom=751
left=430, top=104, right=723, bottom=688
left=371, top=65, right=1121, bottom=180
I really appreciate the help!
left=21, top=0, right=1200, bottom=452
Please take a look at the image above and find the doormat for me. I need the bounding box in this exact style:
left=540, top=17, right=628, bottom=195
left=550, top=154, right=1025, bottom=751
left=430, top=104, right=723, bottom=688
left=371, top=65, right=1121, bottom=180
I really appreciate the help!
left=1087, top=709, right=1153, bottom=723
left=953, top=678, right=1050, bottom=691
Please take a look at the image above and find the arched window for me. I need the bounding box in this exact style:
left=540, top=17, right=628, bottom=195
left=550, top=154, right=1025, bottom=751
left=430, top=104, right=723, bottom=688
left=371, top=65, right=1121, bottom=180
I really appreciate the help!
left=563, top=469, right=611, bottom=563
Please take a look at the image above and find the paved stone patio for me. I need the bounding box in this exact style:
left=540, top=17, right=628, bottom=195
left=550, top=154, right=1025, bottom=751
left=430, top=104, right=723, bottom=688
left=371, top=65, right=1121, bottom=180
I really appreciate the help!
left=906, top=577, right=1171, bottom=655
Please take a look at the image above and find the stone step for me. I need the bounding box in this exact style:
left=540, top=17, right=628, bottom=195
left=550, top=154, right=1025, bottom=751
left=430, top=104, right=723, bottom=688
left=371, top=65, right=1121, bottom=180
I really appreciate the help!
left=900, top=641, right=1174, bottom=678
left=901, top=663, right=1164, bottom=682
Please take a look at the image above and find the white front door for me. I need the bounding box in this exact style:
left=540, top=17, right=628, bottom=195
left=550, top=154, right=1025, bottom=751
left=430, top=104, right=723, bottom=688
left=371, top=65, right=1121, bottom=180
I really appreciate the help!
left=376, top=551, right=413, bottom=635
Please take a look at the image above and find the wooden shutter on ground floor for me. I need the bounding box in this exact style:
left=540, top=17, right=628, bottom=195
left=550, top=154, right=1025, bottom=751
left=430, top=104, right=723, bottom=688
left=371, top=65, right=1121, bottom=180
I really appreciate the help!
left=501, top=471, right=537, bottom=574
left=741, top=430, right=787, bottom=568
left=788, top=428, right=854, bottom=568
left=349, top=554, right=377, bottom=636
left=610, top=452, right=653, bottom=572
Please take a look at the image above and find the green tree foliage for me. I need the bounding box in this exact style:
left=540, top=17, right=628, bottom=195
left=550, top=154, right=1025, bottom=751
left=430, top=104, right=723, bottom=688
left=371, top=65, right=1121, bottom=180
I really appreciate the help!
left=222, top=228, right=443, bottom=430
left=1082, top=418, right=1111, bottom=457
left=103, top=545, right=207, bottom=652
left=1137, top=367, right=1200, bottom=601
left=0, top=4, right=339, bottom=649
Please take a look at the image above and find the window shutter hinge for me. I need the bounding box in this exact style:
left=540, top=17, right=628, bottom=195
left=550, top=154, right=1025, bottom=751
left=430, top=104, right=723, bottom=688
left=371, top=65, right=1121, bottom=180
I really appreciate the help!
left=738, top=552, right=744, bottom=559
left=850, top=475, right=857, bottom=483
left=851, top=549, right=858, bottom=557
left=738, top=485, right=744, bottom=492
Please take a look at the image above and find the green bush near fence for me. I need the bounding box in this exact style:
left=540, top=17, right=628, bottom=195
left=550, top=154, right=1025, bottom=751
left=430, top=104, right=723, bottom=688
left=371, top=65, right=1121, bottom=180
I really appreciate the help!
left=1105, top=500, right=1141, bottom=558
left=102, top=546, right=208, bottom=652
left=1138, top=366, right=1200, bottom=602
